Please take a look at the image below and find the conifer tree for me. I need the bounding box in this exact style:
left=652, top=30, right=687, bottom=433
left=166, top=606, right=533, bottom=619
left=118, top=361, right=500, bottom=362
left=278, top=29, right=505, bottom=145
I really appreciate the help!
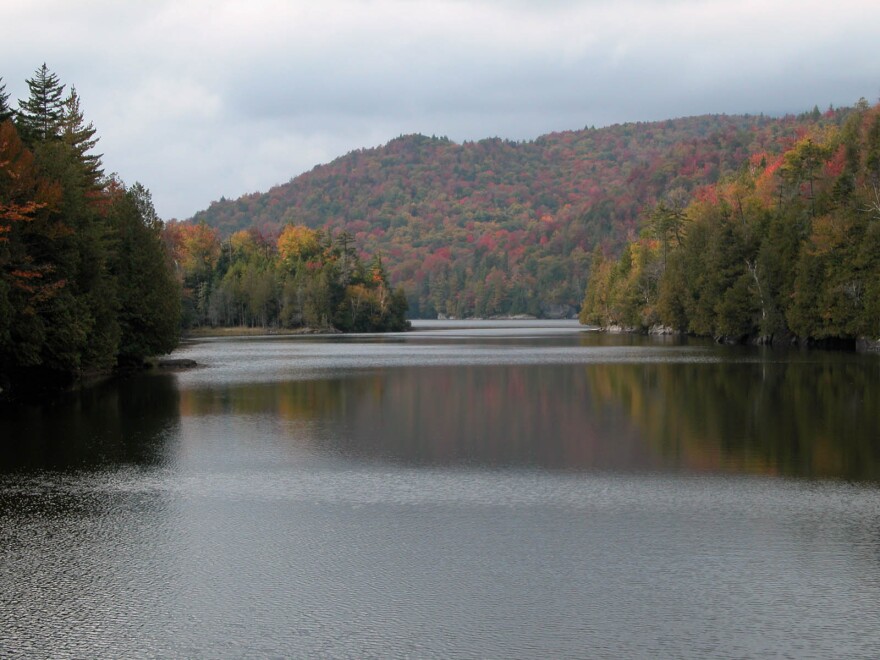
left=0, top=77, right=14, bottom=123
left=111, top=182, right=181, bottom=362
left=60, top=86, right=103, bottom=188
left=17, top=64, right=65, bottom=143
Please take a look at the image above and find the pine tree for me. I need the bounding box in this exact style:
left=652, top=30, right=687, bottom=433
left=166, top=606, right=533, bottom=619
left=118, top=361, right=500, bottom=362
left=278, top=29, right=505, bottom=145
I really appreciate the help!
left=60, top=86, right=103, bottom=187
left=0, top=77, right=14, bottom=123
left=111, top=182, right=181, bottom=363
left=17, top=64, right=66, bottom=143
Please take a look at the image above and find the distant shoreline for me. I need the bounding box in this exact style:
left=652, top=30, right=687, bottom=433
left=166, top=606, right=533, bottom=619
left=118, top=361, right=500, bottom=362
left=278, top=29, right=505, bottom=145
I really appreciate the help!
left=183, top=326, right=343, bottom=339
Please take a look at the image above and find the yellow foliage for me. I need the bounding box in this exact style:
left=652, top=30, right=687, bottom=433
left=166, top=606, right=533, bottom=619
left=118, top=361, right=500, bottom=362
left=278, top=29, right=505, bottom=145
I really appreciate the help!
left=277, top=224, right=320, bottom=265
left=229, top=229, right=257, bottom=256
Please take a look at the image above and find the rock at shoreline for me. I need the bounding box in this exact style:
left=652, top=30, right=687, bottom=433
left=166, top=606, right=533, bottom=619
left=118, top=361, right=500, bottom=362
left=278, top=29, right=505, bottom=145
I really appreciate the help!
left=152, top=358, right=198, bottom=369
left=605, top=324, right=639, bottom=334
left=648, top=325, right=677, bottom=335
left=857, top=337, right=880, bottom=352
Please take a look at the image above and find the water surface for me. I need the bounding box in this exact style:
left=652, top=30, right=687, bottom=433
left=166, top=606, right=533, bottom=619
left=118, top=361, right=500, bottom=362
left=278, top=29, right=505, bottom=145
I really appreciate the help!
left=2, top=321, right=880, bottom=658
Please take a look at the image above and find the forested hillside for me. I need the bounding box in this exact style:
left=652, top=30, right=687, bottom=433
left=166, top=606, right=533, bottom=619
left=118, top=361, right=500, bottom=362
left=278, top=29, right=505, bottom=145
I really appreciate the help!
left=0, top=66, right=179, bottom=392
left=190, top=109, right=846, bottom=318
left=580, top=100, right=880, bottom=347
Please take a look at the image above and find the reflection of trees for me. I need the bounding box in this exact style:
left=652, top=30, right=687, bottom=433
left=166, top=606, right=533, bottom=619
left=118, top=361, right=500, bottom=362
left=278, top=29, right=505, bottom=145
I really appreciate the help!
left=338, top=364, right=654, bottom=469
left=586, top=357, right=880, bottom=481
left=0, top=374, right=180, bottom=471
left=175, top=352, right=880, bottom=480
left=179, top=379, right=353, bottom=421
left=178, top=365, right=658, bottom=471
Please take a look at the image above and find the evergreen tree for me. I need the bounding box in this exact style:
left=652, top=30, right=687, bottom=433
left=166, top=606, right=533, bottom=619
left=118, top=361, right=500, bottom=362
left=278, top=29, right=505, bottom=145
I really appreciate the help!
left=0, top=120, right=59, bottom=374
left=579, top=246, right=609, bottom=325
left=60, top=86, right=103, bottom=188
left=1, top=69, right=184, bottom=393
left=111, top=183, right=181, bottom=362
left=583, top=103, right=880, bottom=345
left=0, top=77, right=14, bottom=123
left=17, top=64, right=65, bottom=143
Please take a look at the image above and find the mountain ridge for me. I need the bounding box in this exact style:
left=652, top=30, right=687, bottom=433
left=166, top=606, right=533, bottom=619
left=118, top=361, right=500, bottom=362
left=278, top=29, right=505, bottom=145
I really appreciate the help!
left=188, top=107, right=845, bottom=318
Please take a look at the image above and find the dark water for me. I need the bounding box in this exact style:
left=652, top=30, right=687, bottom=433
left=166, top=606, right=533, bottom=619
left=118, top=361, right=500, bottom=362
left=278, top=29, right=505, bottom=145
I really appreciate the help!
left=2, top=321, right=880, bottom=658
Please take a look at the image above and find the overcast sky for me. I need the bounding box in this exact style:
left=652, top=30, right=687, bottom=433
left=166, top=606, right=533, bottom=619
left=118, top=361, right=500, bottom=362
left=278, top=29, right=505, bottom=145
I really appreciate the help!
left=2, top=0, right=880, bottom=220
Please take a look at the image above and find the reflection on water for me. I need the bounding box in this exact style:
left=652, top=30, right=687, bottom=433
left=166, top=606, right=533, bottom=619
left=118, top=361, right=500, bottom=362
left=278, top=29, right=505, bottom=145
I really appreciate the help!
left=2, top=322, right=880, bottom=657
left=168, top=328, right=880, bottom=481
left=0, top=373, right=180, bottom=472
left=176, top=366, right=653, bottom=472
left=587, top=357, right=880, bottom=481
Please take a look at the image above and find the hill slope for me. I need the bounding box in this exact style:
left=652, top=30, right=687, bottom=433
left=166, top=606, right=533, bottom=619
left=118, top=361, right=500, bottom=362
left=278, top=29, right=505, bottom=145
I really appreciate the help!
left=191, top=109, right=845, bottom=318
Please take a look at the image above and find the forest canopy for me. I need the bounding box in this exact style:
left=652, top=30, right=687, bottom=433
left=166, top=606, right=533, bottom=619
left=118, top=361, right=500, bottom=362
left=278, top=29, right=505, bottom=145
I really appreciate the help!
left=1, top=65, right=411, bottom=394
left=0, top=65, right=180, bottom=389
left=163, top=221, right=410, bottom=333
left=190, top=109, right=849, bottom=319
left=579, top=100, right=880, bottom=346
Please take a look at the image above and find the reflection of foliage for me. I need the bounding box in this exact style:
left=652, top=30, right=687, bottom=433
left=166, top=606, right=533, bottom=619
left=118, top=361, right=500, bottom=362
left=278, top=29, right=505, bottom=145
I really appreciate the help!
left=178, top=340, right=880, bottom=481
left=178, top=365, right=649, bottom=470
left=180, top=378, right=351, bottom=421
left=585, top=355, right=880, bottom=481
left=0, top=373, right=180, bottom=470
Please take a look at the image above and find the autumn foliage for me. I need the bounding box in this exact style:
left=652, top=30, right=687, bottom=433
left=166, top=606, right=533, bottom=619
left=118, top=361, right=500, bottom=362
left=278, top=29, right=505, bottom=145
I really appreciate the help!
left=580, top=100, right=880, bottom=346
left=190, top=110, right=848, bottom=318
left=163, top=222, right=409, bottom=332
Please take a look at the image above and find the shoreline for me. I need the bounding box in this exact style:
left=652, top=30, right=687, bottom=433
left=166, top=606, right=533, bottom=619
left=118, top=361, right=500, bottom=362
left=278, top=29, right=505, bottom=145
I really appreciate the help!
left=182, top=326, right=343, bottom=339
left=591, top=324, right=880, bottom=353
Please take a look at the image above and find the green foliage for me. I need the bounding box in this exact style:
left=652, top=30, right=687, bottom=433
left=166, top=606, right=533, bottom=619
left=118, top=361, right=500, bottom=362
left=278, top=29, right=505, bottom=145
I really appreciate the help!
left=112, top=183, right=181, bottom=363
left=60, top=86, right=103, bottom=188
left=169, top=220, right=410, bottom=332
left=0, top=78, right=13, bottom=123
left=580, top=102, right=880, bottom=345
left=578, top=238, right=663, bottom=328
left=0, top=67, right=181, bottom=390
left=17, top=64, right=65, bottom=144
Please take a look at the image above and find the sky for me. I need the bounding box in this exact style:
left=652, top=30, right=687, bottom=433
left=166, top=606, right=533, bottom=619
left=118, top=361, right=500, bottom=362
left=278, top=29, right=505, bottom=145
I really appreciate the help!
left=2, top=0, right=880, bottom=220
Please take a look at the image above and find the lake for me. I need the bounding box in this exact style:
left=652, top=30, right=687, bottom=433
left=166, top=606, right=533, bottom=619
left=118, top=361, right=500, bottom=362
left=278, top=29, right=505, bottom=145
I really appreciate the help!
left=2, top=320, right=880, bottom=658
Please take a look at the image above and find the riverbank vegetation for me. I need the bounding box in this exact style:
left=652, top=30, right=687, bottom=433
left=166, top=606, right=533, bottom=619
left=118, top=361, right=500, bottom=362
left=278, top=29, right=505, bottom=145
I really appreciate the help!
left=1, top=65, right=179, bottom=391
left=163, top=222, right=410, bottom=333
left=1, top=66, right=409, bottom=394
left=579, top=101, right=880, bottom=347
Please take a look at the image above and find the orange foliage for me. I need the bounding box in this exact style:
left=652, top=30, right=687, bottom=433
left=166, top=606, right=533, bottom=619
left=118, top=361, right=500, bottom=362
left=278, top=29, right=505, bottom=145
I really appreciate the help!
left=165, top=222, right=221, bottom=278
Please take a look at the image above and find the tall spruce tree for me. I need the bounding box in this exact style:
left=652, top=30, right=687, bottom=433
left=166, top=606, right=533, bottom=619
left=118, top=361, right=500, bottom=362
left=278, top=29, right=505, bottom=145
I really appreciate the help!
left=17, top=65, right=119, bottom=373
left=60, top=86, right=103, bottom=188
left=17, top=64, right=65, bottom=143
left=0, top=77, right=14, bottom=123
left=1, top=68, right=183, bottom=393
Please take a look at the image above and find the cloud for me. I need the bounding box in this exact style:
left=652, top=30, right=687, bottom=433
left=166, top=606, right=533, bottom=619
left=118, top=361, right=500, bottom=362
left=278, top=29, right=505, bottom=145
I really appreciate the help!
left=2, top=0, right=880, bottom=219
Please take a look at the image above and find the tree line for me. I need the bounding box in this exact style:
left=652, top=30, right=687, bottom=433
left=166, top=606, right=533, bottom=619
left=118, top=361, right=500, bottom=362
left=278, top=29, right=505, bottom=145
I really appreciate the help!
left=580, top=100, right=880, bottom=347
left=1, top=65, right=411, bottom=395
left=1, top=65, right=180, bottom=392
left=191, top=113, right=842, bottom=319
left=164, top=221, right=410, bottom=333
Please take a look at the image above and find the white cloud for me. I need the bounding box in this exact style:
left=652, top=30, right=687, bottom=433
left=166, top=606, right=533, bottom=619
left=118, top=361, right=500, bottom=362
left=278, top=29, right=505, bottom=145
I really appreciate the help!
left=2, top=0, right=880, bottom=219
